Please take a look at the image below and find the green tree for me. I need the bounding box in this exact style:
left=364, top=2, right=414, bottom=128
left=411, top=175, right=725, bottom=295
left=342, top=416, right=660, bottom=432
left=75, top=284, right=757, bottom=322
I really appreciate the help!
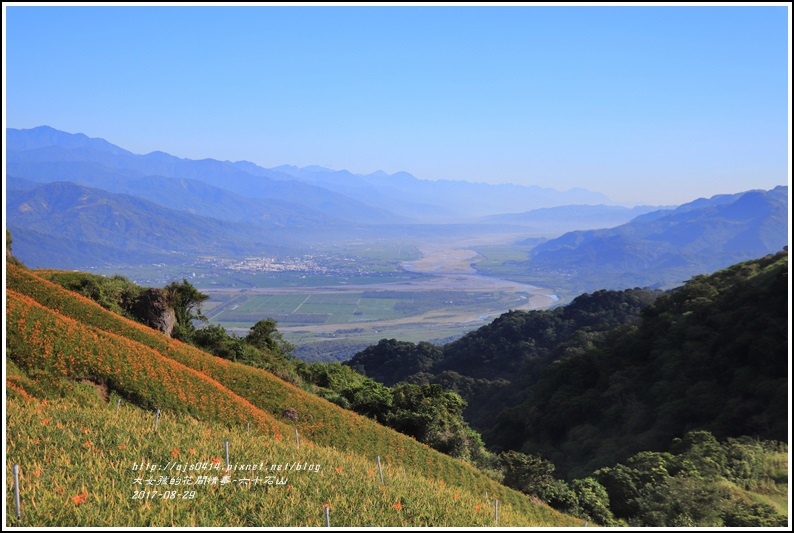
left=164, top=279, right=209, bottom=341
left=669, top=430, right=727, bottom=479
left=245, top=318, right=295, bottom=357
left=383, top=383, right=486, bottom=461
left=499, top=450, right=556, bottom=497
left=571, top=477, right=617, bottom=526
left=593, top=464, right=641, bottom=518
left=193, top=324, right=245, bottom=362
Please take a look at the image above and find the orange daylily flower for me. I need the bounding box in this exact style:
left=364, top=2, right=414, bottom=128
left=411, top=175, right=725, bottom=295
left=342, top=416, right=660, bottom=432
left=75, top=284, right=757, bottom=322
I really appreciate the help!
left=71, top=491, right=88, bottom=505
left=171, top=448, right=180, bottom=457
left=393, top=502, right=403, bottom=511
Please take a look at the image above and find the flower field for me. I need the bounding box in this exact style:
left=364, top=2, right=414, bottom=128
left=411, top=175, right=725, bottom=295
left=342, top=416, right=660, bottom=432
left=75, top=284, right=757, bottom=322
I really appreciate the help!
left=5, top=395, right=582, bottom=527
left=5, top=263, right=581, bottom=527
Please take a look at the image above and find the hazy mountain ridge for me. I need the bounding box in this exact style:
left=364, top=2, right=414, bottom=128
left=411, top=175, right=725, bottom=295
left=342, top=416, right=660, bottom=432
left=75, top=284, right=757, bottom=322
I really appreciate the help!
left=5, top=126, right=788, bottom=293
left=6, top=181, right=297, bottom=268
left=7, top=126, right=613, bottom=224
left=272, top=164, right=612, bottom=220
left=7, top=127, right=410, bottom=225
left=515, top=186, right=788, bottom=292
left=478, top=204, right=666, bottom=234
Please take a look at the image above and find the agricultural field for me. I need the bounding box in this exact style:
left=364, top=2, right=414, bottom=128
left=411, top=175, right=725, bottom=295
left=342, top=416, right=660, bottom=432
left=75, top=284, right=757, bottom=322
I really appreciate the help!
left=203, top=287, right=556, bottom=362
left=83, top=237, right=561, bottom=361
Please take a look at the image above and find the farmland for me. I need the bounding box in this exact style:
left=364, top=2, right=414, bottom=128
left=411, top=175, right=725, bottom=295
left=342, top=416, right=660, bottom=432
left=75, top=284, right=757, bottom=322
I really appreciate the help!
left=199, top=238, right=557, bottom=360
left=81, top=236, right=559, bottom=361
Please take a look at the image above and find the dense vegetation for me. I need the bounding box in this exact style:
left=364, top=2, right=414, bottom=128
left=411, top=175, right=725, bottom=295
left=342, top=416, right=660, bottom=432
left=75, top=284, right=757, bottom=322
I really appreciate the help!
left=347, top=287, right=662, bottom=435
left=346, top=250, right=790, bottom=525
left=491, top=250, right=788, bottom=478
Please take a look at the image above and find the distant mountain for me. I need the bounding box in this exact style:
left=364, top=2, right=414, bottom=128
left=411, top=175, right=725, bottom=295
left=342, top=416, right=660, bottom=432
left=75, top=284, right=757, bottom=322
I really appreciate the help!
left=6, top=181, right=295, bottom=268
left=478, top=204, right=666, bottom=235
left=272, top=164, right=612, bottom=221
left=7, top=126, right=612, bottom=224
left=518, top=186, right=788, bottom=292
left=6, top=126, right=408, bottom=225
left=6, top=174, right=344, bottom=229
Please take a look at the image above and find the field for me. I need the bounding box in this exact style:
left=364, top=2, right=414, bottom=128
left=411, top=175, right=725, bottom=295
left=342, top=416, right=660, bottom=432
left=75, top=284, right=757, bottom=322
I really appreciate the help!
left=5, top=393, right=580, bottom=527
left=200, top=239, right=558, bottom=360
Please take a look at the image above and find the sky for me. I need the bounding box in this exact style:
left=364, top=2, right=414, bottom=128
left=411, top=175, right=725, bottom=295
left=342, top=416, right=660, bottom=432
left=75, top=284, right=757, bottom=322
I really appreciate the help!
left=2, top=3, right=791, bottom=205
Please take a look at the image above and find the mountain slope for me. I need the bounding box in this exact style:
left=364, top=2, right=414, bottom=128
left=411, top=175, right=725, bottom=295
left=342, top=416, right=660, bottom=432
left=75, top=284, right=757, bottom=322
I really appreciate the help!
left=6, top=181, right=295, bottom=268
left=519, top=186, right=788, bottom=292
left=6, top=172, right=346, bottom=229
left=349, top=251, right=789, bottom=480
left=4, top=261, right=580, bottom=526
left=7, top=126, right=408, bottom=225
left=491, top=252, right=789, bottom=477
left=347, top=288, right=662, bottom=433
left=478, top=204, right=666, bottom=234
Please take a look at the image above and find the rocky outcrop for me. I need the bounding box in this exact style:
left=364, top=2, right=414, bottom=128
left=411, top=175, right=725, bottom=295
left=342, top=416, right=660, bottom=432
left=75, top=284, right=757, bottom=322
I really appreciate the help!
left=132, top=288, right=176, bottom=337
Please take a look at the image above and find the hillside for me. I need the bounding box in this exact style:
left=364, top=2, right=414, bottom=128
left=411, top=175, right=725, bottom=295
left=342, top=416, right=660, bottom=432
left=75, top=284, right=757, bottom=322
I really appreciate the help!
left=7, top=126, right=408, bottom=226
left=6, top=181, right=301, bottom=268
left=478, top=204, right=665, bottom=233
left=4, top=261, right=581, bottom=527
left=347, top=288, right=663, bottom=433
left=350, top=251, right=790, bottom=480
left=512, top=187, right=788, bottom=294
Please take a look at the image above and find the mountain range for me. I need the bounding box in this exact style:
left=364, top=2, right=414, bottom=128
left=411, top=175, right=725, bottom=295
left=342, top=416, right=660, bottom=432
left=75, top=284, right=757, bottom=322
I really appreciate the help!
left=4, top=126, right=789, bottom=293
left=6, top=125, right=610, bottom=223
left=515, top=186, right=789, bottom=293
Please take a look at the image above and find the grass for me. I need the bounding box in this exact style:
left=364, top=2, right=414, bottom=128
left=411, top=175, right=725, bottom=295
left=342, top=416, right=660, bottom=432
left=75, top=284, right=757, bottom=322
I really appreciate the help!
left=5, top=262, right=582, bottom=527
left=7, top=394, right=564, bottom=527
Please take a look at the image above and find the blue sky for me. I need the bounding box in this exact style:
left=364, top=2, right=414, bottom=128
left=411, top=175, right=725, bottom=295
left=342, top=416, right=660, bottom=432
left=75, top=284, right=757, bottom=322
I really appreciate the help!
left=3, top=3, right=790, bottom=205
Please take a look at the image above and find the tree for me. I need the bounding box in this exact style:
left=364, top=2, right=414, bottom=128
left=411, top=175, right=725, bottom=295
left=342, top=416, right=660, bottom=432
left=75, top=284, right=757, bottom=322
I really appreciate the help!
left=6, top=229, right=24, bottom=266
left=193, top=323, right=244, bottom=362
left=245, top=318, right=295, bottom=357
left=383, top=383, right=486, bottom=461
left=163, top=279, right=209, bottom=341
left=571, top=477, right=617, bottom=526
left=499, top=450, right=556, bottom=497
